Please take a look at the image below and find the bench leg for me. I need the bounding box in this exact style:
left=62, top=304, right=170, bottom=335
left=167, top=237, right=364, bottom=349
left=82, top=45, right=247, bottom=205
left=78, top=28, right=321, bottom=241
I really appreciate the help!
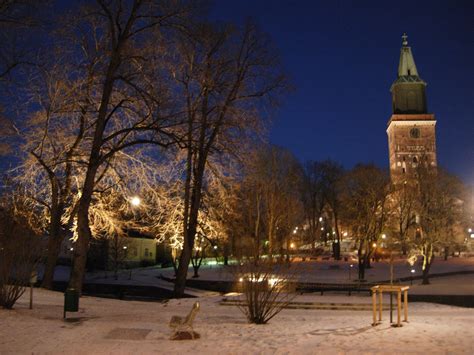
left=378, top=291, right=383, bottom=322
left=404, top=290, right=408, bottom=322
left=372, top=291, right=377, bottom=326
left=397, top=291, right=401, bottom=327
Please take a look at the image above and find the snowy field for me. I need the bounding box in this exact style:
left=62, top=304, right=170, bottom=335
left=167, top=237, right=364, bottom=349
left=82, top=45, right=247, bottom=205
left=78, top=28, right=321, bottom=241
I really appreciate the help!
left=1, top=288, right=473, bottom=354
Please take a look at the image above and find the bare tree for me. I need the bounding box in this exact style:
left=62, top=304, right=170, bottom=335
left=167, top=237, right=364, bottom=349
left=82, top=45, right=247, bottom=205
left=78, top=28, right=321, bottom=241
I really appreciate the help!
left=319, top=160, right=344, bottom=260
left=172, top=22, right=287, bottom=297
left=413, top=166, right=463, bottom=284
left=300, top=161, right=326, bottom=254
left=0, top=188, right=42, bottom=309
left=234, top=258, right=296, bottom=324
left=11, top=59, right=91, bottom=289
left=0, top=0, right=47, bottom=81
left=388, top=181, right=417, bottom=255
left=236, top=146, right=302, bottom=261
left=340, top=164, right=390, bottom=280
left=58, top=1, right=191, bottom=292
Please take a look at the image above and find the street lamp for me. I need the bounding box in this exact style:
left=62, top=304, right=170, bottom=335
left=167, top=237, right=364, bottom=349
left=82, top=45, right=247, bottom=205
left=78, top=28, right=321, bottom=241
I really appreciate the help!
left=130, top=196, right=141, bottom=207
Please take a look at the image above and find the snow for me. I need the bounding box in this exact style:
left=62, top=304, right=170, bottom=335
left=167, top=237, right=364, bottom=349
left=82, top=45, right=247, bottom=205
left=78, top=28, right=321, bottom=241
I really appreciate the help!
left=1, top=288, right=473, bottom=354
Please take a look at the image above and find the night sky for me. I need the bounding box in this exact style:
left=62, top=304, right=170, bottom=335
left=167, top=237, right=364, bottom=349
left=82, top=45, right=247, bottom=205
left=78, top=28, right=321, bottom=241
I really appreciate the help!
left=212, top=0, right=474, bottom=183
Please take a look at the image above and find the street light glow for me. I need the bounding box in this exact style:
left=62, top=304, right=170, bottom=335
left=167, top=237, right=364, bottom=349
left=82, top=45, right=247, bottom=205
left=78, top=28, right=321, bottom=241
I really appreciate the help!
left=130, top=196, right=141, bottom=206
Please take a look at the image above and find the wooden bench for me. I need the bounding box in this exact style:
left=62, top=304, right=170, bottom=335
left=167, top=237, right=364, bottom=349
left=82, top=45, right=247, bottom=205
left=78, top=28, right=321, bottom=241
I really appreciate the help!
left=169, top=302, right=200, bottom=339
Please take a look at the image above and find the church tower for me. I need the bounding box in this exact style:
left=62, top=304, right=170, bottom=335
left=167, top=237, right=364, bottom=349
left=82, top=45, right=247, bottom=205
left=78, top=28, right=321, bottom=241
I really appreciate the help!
left=387, top=34, right=437, bottom=183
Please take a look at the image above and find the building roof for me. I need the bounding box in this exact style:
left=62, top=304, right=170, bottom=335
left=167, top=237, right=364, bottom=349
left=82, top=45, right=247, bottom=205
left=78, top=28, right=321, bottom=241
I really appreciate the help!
left=393, top=33, right=426, bottom=86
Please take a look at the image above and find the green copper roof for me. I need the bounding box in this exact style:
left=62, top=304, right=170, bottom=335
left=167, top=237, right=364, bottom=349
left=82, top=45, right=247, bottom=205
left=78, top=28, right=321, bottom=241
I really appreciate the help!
left=392, top=33, right=426, bottom=87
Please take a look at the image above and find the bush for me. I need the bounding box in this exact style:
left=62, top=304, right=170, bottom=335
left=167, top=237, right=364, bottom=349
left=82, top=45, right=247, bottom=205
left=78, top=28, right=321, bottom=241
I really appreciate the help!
left=0, top=207, right=41, bottom=309
left=234, top=258, right=296, bottom=324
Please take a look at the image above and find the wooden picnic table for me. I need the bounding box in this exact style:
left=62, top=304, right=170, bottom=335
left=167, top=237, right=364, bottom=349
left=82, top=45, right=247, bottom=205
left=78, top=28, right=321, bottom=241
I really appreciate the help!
left=370, top=285, right=409, bottom=327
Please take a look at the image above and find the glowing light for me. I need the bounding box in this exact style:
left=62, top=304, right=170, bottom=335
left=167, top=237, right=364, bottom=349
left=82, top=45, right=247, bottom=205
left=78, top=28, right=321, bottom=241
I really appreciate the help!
left=123, top=246, right=127, bottom=250
left=319, top=217, right=323, bottom=222
left=70, top=247, right=74, bottom=251
left=343, top=232, right=348, bottom=237
left=470, top=233, right=474, bottom=239
left=350, top=264, right=354, bottom=268
left=130, top=196, right=141, bottom=206
left=290, top=243, right=295, bottom=249
left=382, top=234, right=386, bottom=239
left=213, top=245, right=218, bottom=250
left=321, top=227, right=324, bottom=231
left=411, top=269, right=415, bottom=274
left=372, top=243, right=377, bottom=248
left=468, top=228, right=472, bottom=233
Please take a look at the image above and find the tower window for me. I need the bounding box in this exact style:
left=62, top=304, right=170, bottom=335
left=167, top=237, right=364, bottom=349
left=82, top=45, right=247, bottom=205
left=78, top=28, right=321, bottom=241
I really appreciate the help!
left=407, top=69, right=411, bottom=75
left=413, top=157, right=418, bottom=163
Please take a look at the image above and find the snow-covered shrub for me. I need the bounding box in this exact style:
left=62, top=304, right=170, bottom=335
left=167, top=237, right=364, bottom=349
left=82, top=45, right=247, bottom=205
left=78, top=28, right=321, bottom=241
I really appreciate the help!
left=235, top=259, right=296, bottom=324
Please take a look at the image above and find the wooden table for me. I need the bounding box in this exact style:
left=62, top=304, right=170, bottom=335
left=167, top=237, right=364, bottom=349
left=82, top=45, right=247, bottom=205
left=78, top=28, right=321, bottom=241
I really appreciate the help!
left=370, top=285, right=409, bottom=327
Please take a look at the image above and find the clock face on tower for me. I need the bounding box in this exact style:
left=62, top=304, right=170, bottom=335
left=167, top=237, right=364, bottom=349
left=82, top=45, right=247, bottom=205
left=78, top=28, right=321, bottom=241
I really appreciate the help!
left=410, top=127, right=420, bottom=138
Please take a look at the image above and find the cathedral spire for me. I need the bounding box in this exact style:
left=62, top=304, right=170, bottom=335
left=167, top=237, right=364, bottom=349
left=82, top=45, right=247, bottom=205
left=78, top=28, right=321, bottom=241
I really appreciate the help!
left=390, top=34, right=428, bottom=114
left=398, top=33, right=419, bottom=77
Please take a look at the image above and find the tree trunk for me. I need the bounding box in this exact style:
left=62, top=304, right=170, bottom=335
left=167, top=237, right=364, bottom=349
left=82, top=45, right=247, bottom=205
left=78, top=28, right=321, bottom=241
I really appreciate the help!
left=174, top=165, right=204, bottom=297
left=422, top=254, right=434, bottom=285
left=333, top=212, right=341, bottom=260
left=68, top=164, right=97, bottom=292
left=41, top=234, right=63, bottom=289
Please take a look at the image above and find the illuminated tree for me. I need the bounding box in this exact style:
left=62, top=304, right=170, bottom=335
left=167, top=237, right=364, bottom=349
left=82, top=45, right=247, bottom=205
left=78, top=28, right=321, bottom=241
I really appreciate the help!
left=387, top=182, right=417, bottom=255
left=172, top=21, right=287, bottom=297
left=57, top=1, right=191, bottom=292
left=413, top=166, right=464, bottom=284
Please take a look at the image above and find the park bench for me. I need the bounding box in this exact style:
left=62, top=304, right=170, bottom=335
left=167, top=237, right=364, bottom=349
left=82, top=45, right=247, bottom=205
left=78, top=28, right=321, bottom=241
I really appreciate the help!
left=169, top=302, right=200, bottom=339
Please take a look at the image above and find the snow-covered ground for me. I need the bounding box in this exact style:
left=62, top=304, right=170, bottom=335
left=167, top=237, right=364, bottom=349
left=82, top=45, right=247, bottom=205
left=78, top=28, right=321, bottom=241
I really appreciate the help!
left=1, top=288, right=473, bottom=354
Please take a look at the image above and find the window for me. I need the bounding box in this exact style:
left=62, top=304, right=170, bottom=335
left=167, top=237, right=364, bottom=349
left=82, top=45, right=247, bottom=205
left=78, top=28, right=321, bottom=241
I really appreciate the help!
left=144, top=248, right=149, bottom=257
left=402, top=168, right=406, bottom=174
left=413, top=156, right=418, bottom=163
